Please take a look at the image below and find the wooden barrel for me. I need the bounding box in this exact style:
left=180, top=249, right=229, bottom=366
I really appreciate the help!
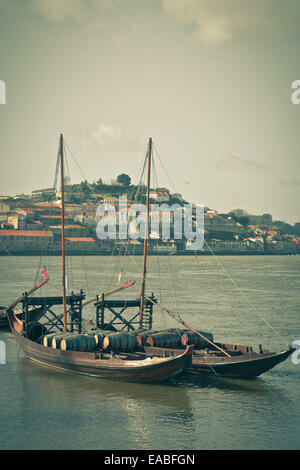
left=102, top=332, right=138, bottom=353
left=145, top=331, right=183, bottom=348
left=51, top=333, right=80, bottom=349
left=93, top=329, right=116, bottom=346
left=180, top=330, right=214, bottom=349
left=136, top=328, right=183, bottom=346
left=43, top=332, right=67, bottom=347
left=135, top=330, right=160, bottom=346
left=60, top=334, right=98, bottom=352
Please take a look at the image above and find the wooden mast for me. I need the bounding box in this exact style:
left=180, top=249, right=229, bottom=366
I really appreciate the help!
left=60, top=133, right=67, bottom=332
left=139, top=137, right=152, bottom=328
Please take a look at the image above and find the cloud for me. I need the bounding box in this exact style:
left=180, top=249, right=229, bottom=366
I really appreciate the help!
left=160, top=0, right=279, bottom=46
left=28, top=0, right=138, bottom=46
left=81, top=123, right=143, bottom=152
left=216, top=152, right=266, bottom=171
left=29, top=0, right=89, bottom=22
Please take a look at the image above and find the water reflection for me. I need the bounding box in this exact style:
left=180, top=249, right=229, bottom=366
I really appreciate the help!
left=14, top=357, right=196, bottom=450
left=19, top=357, right=193, bottom=413
left=175, top=370, right=290, bottom=404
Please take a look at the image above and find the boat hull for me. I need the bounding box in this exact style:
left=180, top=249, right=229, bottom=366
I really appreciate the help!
left=144, top=346, right=294, bottom=379
left=189, top=349, right=293, bottom=378
left=8, top=314, right=192, bottom=383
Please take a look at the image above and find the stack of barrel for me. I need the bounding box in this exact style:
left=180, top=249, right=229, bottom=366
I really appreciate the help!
left=136, top=328, right=214, bottom=349
left=42, top=327, right=214, bottom=353
left=42, top=329, right=140, bottom=353
left=43, top=331, right=103, bottom=352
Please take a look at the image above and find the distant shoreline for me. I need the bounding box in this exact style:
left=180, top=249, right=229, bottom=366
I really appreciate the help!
left=0, top=251, right=298, bottom=256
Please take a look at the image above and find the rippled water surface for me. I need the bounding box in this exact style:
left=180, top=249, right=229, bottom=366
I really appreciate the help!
left=0, top=255, right=299, bottom=450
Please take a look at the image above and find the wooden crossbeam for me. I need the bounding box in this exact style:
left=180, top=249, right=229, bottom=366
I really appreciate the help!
left=105, top=305, right=136, bottom=331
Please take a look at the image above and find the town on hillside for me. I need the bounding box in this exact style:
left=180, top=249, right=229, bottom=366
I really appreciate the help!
left=0, top=174, right=299, bottom=256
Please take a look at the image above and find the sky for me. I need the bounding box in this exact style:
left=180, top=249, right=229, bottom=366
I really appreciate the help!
left=0, top=0, right=300, bottom=223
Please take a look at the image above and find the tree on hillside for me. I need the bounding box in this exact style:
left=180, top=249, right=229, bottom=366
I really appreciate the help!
left=79, top=180, right=92, bottom=194
left=117, top=173, right=131, bottom=187
left=230, top=213, right=250, bottom=226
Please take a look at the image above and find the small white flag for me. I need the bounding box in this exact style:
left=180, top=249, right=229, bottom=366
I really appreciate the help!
left=116, top=269, right=123, bottom=285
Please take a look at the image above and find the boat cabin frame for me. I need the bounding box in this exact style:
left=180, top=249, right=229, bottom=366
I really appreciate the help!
left=94, top=293, right=155, bottom=331
left=21, top=290, right=85, bottom=336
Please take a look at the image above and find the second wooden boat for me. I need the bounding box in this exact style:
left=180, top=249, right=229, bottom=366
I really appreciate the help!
left=140, top=299, right=294, bottom=379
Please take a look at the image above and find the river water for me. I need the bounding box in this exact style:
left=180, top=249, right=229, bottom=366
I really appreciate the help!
left=0, top=254, right=299, bottom=450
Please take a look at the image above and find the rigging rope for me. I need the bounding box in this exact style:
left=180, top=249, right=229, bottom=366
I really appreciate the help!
left=151, top=142, right=284, bottom=346
left=203, top=239, right=284, bottom=343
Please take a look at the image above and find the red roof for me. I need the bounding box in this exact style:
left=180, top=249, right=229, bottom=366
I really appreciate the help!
left=0, top=230, right=53, bottom=237
left=65, top=237, right=95, bottom=242
left=33, top=203, right=57, bottom=207
left=15, top=209, right=35, bottom=214
left=38, top=214, right=71, bottom=219
left=50, top=224, right=84, bottom=229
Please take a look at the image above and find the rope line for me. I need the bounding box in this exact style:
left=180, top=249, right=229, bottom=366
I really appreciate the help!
left=203, top=240, right=284, bottom=343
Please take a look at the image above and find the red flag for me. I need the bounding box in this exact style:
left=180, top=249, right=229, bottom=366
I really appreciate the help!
left=36, top=267, right=49, bottom=288
left=42, top=267, right=49, bottom=280
left=122, top=280, right=136, bottom=288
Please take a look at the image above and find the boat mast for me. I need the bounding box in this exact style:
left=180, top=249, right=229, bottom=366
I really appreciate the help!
left=139, top=137, right=152, bottom=328
left=60, top=133, right=67, bottom=332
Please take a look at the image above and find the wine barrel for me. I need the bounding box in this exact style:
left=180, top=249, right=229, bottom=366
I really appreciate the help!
left=60, top=334, right=98, bottom=352
left=135, top=330, right=160, bottom=346
left=136, top=328, right=183, bottom=346
left=145, top=331, right=183, bottom=348
left=51, top=333, right=78, bottom=349
left=43, top=332, right=68, bottom=347
left=180, top=330, right=214, bottom=349
left=93, top=329, right=117, bottom=346
left=102, top=332, right=138, bottom=353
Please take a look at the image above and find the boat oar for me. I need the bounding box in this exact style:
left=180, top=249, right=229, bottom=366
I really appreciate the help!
left=82, top=280, right=136, bottom=308
left=144, top=296, right=231, bottom=358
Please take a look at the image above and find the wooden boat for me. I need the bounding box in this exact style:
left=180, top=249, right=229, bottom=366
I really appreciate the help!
left=144, top=344, right=293, bottom=379
left=102, top=137, right=294, bottom=379
left=7, top=310, right=192, bottom=382
left=5, top=134, right=193, bottom=384
left=140, top=299, right=294, bottom=379
left=133, top=139, right=295, bottom=379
